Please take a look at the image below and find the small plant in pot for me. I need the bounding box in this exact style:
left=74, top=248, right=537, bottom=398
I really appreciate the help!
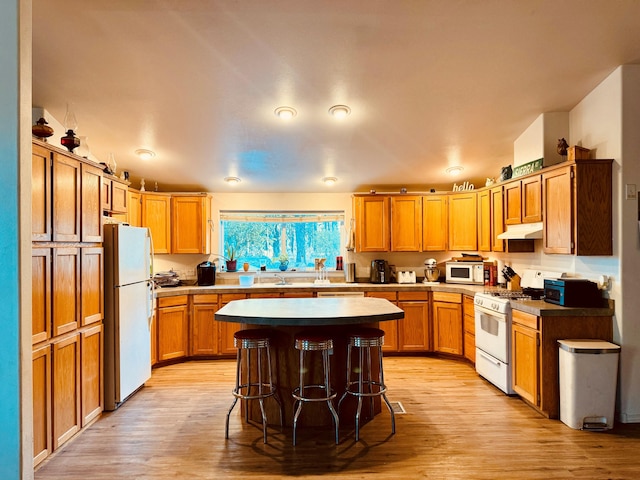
left=225, top=245, right=238, bottom=272
left=276, top=253, right=289, bottom=271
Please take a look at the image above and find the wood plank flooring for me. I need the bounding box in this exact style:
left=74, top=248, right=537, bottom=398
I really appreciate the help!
left=35, top=356, right=640, bottom=479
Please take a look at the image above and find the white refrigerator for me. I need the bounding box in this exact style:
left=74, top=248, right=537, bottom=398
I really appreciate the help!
left=103, top=223, right=154, bottom=411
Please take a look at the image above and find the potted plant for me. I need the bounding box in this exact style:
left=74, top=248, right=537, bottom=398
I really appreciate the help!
left=225, top=245, right=238, bottom=272
left=276, top=253, right=289, bottom=271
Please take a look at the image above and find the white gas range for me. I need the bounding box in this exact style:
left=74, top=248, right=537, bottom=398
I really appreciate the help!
left=473, top=270, right=559, bottom=395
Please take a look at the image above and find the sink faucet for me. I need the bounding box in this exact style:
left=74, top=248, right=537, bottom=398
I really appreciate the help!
left=274, top=274, right=289, bottom=285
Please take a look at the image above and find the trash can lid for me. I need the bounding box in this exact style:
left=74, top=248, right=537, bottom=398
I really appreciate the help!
left=558, top=339, right=620, bottom=354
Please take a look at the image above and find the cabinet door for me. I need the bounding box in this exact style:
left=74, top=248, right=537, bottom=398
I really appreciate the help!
left=81, top=163, right=103, bottom=242
left=490, top=186, right=504, bottom=252
left=81, top=247, right=103, bottom=326
left=448, top=192, right=477, bottom=251
left=142, top=193, right=172, bottom=253
left=171, top=195, right=210, bottom=254
left=397, top=301, right=430, bottom=352
left=128, top=190, right=142, bottom=227
left=80, top=324, right=103, bottom=426
left=366, top=291, right=398, bottom=352
left=111, top=181, right=128, bottom=214
left=157, top=304, right=188, bottom=361
left=521, top=175, right=542, bottom=223
left=32, top=344, right=51, bottom=467
left=390, top=195, right=422, bottom=251
left=354, top=195, right=390, bottom=252
left=101, top=178, right=112, bottom=212
left=542, top=167, right=573, bottom=254
left=463, top=295, right=475, bottom=363
left=218, top=294, right=246, bottom=355
left=432, top=301, right=463, bottom=355
left=191, top=302, right=219, bottom=356
left=503, top=180, right=521, bottom=225
left=422, top=195, right=448, bottom=251
left=52, top=333, right=81, bottom=449
left=32, top=248, right=51, bottom=345
left=511, top=323, right=539, bottom=406
left=32, top=143, right=52, bottom=241
left=52, top=152, right=81, bottom=242
left=53, top=247, right=80, bottom=337
left=477, top=190, right=491, bottom=252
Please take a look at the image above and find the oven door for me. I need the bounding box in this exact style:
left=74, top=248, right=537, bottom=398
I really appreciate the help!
left=474, top=306, right=510, bottom=364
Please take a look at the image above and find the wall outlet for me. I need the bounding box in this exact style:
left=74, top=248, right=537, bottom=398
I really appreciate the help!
left=626, top=183, right=637, bottom=200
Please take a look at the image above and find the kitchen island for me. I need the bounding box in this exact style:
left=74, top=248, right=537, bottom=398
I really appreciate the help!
left=215, top=296, right=404, bottom=427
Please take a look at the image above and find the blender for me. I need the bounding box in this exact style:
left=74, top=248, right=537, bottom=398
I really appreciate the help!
left=423, top=258, right=440, bottom=284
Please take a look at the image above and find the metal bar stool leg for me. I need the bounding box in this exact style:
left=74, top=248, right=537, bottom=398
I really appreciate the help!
left=225, top=347, right=242, bottom=439
left=324, top=347, right=340, bottom=445
left=379, top=343, right=395, bottom=434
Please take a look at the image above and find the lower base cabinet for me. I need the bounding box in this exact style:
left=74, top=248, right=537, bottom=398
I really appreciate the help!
left=33, top=344, right=51, bottom=467
left=80, top=324, right=103, bottom=426
left=52, top=333, right=81, bottom=450
left=463, top=295, right=475, bottom=363
left=432, top=292, right=463, bottom=355
left=218, top=294, right=246, bottom=355
left=157, top=295, right=189, bottom=362
left=191, top=294, right=219, bottom=356
left=397, top=292, right=430, bottom=352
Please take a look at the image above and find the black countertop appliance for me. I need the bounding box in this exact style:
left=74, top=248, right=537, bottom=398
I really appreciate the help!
left=197, top=261, right=216, bottom=286
left=370, top=259, right=391, bottom=284
left=544, top=278, right=602, bottom=307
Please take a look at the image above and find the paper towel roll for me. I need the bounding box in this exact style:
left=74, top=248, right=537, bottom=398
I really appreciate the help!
left=497, top=260, right=506, bottom=285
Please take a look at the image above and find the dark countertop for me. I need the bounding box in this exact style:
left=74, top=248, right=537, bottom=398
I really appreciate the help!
left=509, top=298, right=615, bottom=317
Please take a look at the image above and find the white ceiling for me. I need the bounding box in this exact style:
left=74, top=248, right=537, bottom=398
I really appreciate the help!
left=32, top=0, right=640, bottom=193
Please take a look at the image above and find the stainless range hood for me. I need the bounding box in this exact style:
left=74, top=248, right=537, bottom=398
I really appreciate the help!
left=497, top=222, right=543, bottom=240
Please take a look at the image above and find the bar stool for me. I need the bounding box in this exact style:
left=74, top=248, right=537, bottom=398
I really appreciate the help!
left=338, top=327, right=395, bottom=441
left=225, top=328, right=283, bottom=444
left=292, top=331, right=339, bottom=446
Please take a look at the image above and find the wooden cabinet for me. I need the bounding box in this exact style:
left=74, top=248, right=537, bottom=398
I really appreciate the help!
left=448, top=192, right=477, bottom=251
left=218, top=294, right=246, bottom=355
left=102, top=177, right=127, bottom=214
left=171, top=194, right=212, bottom=254
left=32, top=248, right=51, bottom=345
left=462, top=295, right=475, bottom=363
left=157, top=295, right=189, bottom=361
left=52, top=247, right=80, bottom=337
left=365, top=291, right=398, bottom=352
left=52, top=333, right=81, bottom=449
left=477, top=189, right=491, bottom=252
left=504, top=175, right=541, bottom=225
left=142, top=193, right=171, bottom=254
left=354, top=195, right=390, bottom=252
left=390, top=195, right=422, bottom=251
left=397, top=291, right=430, bottom=352
left=432, top=292, right=463, bottom=355
left=81, top=164, right=103, bottom=242
left=80, top=247, right=103, bottom=327
left=490, top=186, right=505, bottom=252
left=127, top=189, right=142, bottom=227
left=32, top=344, right=51, bottom=467
left=191, top=294, right=219, bottom=356
left=511, top=308, right=613, bottom=418
left=80, top=324, right=103, bottom=426
left=422, top=195, right=448, bottom=251
left=52, top=151, right=81, bottom=242
left=32, top=143, right=52, bottom=242
left=542, top=160, right=612, bottom=255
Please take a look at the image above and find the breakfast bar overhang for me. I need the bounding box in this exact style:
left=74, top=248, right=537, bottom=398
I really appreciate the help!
left=215, top=297, right=405, bottom=430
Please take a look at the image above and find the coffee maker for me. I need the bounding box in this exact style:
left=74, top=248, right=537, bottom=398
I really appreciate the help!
left=370, top=259, right=390, bottom=284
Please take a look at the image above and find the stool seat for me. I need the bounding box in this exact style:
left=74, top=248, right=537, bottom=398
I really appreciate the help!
left=226, top=328, right=283, bottom=444
left=338, top=327, right=395, bottom=441
left=292, top=330, right=339, bottom=446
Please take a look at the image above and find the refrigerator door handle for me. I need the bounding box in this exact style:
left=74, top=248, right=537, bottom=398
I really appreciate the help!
left=146, top=281, right=154, bottom=330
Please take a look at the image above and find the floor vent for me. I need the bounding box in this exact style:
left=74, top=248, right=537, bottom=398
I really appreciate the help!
left=389, top=401, right=406, bottom=414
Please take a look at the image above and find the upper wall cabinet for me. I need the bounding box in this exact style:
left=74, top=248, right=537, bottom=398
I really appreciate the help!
left=354, top=195, right=390, bottom=252
left=171, top=194, right=212, bottom=255
left=422, top=195, right=448, bottom=251
left=390, top=195, right=422, bottom=251
left=477, top=189, right=491, bottom=252
left=542, top=160, right=612, bottom=255
left=504, top=175, right=542, bottom=225
left=33, top=144, right=52, bottom=242
left=141, top=193, right=172, bottom=254
left=490, top=186, right=505, bottom=252
left=81, top=164, right=103, bottom=243
left=52, top=152, right=81, bottom=243
left=448, top=191, right=477, bottom=251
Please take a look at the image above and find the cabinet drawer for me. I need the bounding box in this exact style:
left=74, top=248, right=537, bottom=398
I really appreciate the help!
left=158, top=295, right=188, bottom=308
left=512, top=309, right=538, bottom=329
left=432, top=292, right=462, bottom=303
left=365, top=291, right=397, bottom=301
left=220, top=293, right=247, bottom=304
left=249, top=293, right=281, bottom=298
left=192, top=294, right=218, bottom=304
left=398, top=291, right=429, bottom=301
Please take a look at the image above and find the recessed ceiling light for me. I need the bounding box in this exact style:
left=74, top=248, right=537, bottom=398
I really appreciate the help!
left=224, top=176, right=241, bottom=184
left=135, top=149, right=155, bottom=160
left=322, top=176, right=338, bottom=185
left=328, top=105, right=351, bottom=119
left=274, top=106, right=297, bottom=120
left=446, top=166, right=464, bottom=176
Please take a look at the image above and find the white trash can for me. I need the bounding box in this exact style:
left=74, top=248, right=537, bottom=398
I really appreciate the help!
left=558, top=339, right=620, bottom=430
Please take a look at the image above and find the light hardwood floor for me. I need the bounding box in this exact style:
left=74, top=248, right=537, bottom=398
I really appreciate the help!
left=35, top=356, right=640, bottom=479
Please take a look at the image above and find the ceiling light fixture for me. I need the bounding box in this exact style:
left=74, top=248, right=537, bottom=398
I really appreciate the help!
left=224, top=176, right=241, bottom=184
left=135, top=148, right=155, bottom=160
left=322, top=176, right=338, bottom=185
left=328, top=104, right=351, bottom=119
left=446, top=166, right=464, bottom=176
left=274, top=106, right=297, bottom=120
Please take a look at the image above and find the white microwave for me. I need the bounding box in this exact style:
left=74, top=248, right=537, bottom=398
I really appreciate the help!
left=445, top=262, right=484, bottom=285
